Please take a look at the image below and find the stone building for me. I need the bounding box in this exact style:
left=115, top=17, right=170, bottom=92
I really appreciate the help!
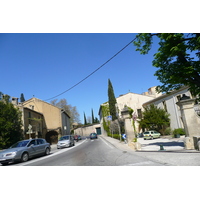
left=18, top=97, right=70, bottom=144
left=143, top=86, right=191, bottom=131
left=99, top=86, right=161, bottom=137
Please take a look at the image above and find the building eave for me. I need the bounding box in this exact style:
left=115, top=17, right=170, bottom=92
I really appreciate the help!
left=142, top=86, right=190, bottom=107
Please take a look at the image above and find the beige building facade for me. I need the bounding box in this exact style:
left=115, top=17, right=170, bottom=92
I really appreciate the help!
left=143, top=86, right=191, bottom=131
left=74, top=124, right=101, bottom=137
left=18, top=97, right=70, bottom=144
left=99, top=87, right=161, bottom=136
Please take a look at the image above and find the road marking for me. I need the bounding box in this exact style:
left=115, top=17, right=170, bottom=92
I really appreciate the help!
left=99, top=137, right=114, bottom=149
left=17, top=140, right=86, bottom=166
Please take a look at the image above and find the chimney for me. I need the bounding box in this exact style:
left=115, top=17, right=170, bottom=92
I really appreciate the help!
left=11, top=97, right=19, bottom=105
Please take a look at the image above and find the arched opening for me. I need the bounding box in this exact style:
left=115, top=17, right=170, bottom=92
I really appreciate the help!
left=45, top=131, right=58, bottom=145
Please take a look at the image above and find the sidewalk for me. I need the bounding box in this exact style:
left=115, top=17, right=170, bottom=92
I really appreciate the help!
left=100, top=135, right=133, bottom=152
left=100, top=135, right=198, bottom=153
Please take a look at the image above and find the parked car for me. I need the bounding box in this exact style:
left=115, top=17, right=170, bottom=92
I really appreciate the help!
left=57, top=135, right=75, bottom=149
left=0, top=138, right=51, bottom=165
left=74, top=135, right=82, bottom=141
left=137, top=133, right=144, bottom=138
left=90, top=133, right=98, bottom=139
left=143, top=130, right=161, bottom=140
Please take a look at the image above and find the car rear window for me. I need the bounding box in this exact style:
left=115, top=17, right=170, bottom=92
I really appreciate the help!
left=59, top=136, right=70, bottom=141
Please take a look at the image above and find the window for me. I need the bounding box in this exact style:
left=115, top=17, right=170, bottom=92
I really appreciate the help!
left=37, top=139, right=44, bottom=144
left=28, top=140, right=36, bottom=147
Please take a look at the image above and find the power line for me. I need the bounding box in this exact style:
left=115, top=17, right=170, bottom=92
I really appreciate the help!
left=44, top=37, right=136, bottom=101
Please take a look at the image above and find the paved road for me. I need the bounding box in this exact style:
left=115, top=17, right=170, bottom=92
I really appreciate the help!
left=10, top=137, right=165, bottom=166
left=2, top=135, right=200, bottom=166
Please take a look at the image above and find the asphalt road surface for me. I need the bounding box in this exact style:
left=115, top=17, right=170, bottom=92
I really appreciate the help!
left=9, top=137, right=165, bottom=166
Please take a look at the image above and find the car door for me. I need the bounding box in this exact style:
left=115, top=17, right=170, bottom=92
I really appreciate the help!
left=153, top=131, right=159, bottom=138
left=27, top=139, right=38, bottom=157
left=36, top=139, right=46, bottom=155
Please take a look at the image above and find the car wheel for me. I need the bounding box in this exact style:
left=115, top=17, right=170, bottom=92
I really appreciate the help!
left=45, top=147, right=50, bottom=155
left=144, top=138, right=146, bottom=140
left=21, top=152, right=29, bottom=162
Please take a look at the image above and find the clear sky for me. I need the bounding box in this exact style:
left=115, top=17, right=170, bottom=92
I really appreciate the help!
left=0, top=33, right=161, bottom=123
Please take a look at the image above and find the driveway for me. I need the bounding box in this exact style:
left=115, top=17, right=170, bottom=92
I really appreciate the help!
left=137, top=136, right=185, bottom=151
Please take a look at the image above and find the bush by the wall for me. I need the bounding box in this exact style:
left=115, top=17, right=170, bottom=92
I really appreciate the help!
left=164, top=127, right=172, bottom=135
left=173, top=128, right=186, bottom=137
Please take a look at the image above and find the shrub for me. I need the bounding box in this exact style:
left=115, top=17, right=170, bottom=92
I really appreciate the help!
left=108, top=133, right=121, bottom=140
left=173, top=128, right=186, bottom=137
left=164, top=127, right=172, bottom=135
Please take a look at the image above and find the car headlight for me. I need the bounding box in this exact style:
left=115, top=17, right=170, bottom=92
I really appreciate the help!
left=4, top=152, right=17, bottom=157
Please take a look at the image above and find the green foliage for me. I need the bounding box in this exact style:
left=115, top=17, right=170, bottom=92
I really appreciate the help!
left=138, top=104, right=170, bottom=134
left=164, top=127, right=172, bottom=135
left=0, top=98, right=23, bottom=149
left=103, top=117, right=110, bottom=134
left=126, top=105, right=133, bottom=118
left=84, top=112, right=87, bottom=125
left=107, top=132, right=121, bottom=140
left=133, top=137, right=137, bottom=142
left=20, top=93, right=25, bottom=102
left=108, top=79, right=117, bottom=121
left=134, top=33, right=200, bottom=97
left=173, top=128, right=186, bottom=137
left=92, top=109, right=95, bottom=124
left=94, top=117, right=99, bottom=123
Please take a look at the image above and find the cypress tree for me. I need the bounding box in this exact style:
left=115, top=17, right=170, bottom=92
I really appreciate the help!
left=20, top=93, right=25, bottom=102
left=84, top=112, right=87, bottom=125
left=92, top=109, right=95, bottom=124
left=108, top=79, right=117, bottom=121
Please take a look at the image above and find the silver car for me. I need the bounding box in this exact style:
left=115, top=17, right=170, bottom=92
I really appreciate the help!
left=57, top=135, right=75, bottom=149
left=0, top=138, right=51, bottom=165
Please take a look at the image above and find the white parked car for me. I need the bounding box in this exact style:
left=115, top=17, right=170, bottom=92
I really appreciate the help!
left=143, top=130, right=161, bottom=140
left=57, top=135, right=75, bottom=149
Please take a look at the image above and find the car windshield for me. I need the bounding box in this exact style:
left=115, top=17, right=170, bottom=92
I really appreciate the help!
left=144, top=132, right=149, bottom=134
left=59, top=136, right=69, bottom=141
left=10, top=140, right=29, bottom=148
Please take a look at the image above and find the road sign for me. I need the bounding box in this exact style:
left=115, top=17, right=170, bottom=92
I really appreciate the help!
left=107, top=116, right=112, bottom=121
left=122, top=133, right=126, bottom=139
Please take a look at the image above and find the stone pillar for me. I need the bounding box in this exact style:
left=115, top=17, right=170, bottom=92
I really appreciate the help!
left=176, top=97, right=200, bottom=149
left=121, top=107, right=135, bottom=144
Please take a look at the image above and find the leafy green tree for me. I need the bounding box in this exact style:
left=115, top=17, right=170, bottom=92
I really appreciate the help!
left=138, top=104, right=170, bottom=134
left=134, top=33, right=200, bottom=96
left=94, top=117, right=99, bottom=123
left=20, top=93, right=25, bottom=102
left=0, top=94, right=23, bottom=149
left=108, top=79, right=117, bottom=121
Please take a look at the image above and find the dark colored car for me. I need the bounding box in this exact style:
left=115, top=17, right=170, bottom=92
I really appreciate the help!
left=74, top=135, right=82, bottom=141
left=0, top=138, right=51, bottom=165
left=90, top=133, right=98, bottom=139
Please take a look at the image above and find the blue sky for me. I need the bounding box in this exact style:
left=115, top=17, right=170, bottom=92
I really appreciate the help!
left=0, top=33, right=161, bottom=123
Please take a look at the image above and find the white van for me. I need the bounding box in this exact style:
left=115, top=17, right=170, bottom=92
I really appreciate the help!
left=57, top=135, right=75, bottom=149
